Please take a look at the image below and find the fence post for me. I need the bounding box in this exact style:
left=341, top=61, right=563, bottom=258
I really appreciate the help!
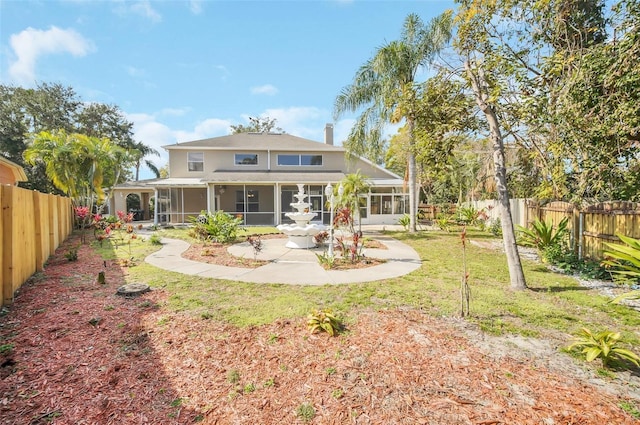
left=571, top=205, right=580, bottom=256
left=0, top=186, right=4, bottom=307
left=2, top=186, right=13, bottom=306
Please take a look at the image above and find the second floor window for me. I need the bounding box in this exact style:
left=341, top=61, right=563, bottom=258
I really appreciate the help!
left=235, top=153, right=258, bottom=165
left=188, top=152, right=204, bottom=172
left=277, top=154, right=323, bottom=166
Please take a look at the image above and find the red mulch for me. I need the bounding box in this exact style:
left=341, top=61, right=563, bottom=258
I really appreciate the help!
left=182, top=234, right=387, bottom=270
left=1, top=235, right=638, bottom=424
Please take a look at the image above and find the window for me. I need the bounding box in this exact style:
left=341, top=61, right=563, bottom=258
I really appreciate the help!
left=277, top=154, right=323, bottom=166
left=236, top=190, right=259, bottom=212
left=187, top=152, right=204, bottom=172
left=301, top=154, right=323, bottom=166
left=235, top=153, right=258, bottom=165
left=277, top=154, right=299, bottom=166
left=370, top=193, right=408, bottom=215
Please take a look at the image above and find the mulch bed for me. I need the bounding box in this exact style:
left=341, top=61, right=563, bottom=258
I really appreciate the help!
left=182, top=234, right=387, bottom=270
left=1, top=234, right=639, bottom=424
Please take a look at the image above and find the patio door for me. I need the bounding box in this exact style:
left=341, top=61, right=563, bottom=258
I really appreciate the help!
left=157, top=188, right=170, bottom=224
left=307, top=186, right=323, bottom=223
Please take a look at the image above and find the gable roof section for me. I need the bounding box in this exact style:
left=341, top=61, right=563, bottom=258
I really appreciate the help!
left=164, top=132, right=345, bottom=152
left=0, top=156, right=28, bottom=184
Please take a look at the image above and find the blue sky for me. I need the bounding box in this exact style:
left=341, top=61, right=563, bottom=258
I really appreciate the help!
left=1, top=0, right=454, bottom=178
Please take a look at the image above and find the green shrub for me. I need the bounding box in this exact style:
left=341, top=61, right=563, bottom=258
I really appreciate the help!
left=435, top=213, right=453, bottom=232
left=488, top=218, right=502, bottom=237
left=296, top=403, right=316, bottom=423
left=149, top=233, right=163, bottom=245
left=457, top=206, right=480, bottom=225
left=516, top=217, right=569, bottom=252
left=397, top=214, right=411, bottom=231
left=568, top=327, right=640, bottom=369
left=64, top=246, right=79, bottom=261
left=0, top=343, right=14, bottom=355
left=188, top=210, right=242, bottom=243
left=307, top=309, right=343, bottom=336
left=543, top=245, right=610, bottom=280
left=602, top=234, right=640, bottom=284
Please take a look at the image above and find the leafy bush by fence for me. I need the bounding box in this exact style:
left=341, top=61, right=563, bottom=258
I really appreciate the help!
left=455, top=199, right=638, bottom=261
left=527, top=201, right=640, bottom=260
left=1, top=185, right=73, bottom=307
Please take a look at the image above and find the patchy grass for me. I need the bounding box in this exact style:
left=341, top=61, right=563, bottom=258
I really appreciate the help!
left=99, top=227, right=639, bottom=351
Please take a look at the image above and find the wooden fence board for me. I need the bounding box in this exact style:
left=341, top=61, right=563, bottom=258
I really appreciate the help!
left=2, top=186, right=13, bottom=305
left=1, top=185, right=72, bottom=307
left=0, top=187, right=3, bottom=306
left=526, top=200, right=640, bottom=260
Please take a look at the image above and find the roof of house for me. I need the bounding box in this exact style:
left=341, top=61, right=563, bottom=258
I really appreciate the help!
left=200, top=170, right=347, bottom=184
left=0, top=156, right=28, bottom=183
left=163, top=132, right=345, bottom=152
left=112, top=174, right=404, bottom=188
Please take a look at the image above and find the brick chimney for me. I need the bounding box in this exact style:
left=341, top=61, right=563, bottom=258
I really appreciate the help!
left=324, top=123, right=334, bottom=145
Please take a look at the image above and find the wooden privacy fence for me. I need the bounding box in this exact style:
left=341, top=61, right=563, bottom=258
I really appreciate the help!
left=527, top=200, right=640, bottom=260
left=1, top=185, right=73, bottom=307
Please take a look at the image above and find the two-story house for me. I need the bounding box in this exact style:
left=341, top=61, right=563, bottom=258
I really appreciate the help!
left=109, top=124, right=409, bottom=226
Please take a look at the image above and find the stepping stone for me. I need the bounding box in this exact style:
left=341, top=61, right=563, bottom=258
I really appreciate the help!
left=116, top=283, right=150, bottom=296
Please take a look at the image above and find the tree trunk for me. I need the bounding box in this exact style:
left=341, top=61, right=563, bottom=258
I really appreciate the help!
left=407, top=119, right=418, bottom=232
left=465, top=60, right=527, bottom=290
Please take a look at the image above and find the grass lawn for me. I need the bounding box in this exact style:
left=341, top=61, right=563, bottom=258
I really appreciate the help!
left=96, top=225, right=640, bottom=348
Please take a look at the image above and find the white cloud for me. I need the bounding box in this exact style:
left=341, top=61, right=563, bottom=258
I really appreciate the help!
left=130, top=1, right=162, bottom=23
left=333, top=118, right=355, bottom=146
left=251, top=84, right=278, bottom=96
left=188, top=0, right=204, bottom=14
left=126, top=66, right=146, bottom=77
left=258, top=107, right=329, bottom=139
left=214, top=65, right=231, bottom=80
left=160, top=107, right=190, bottom=117
left=175, top=118, right=232, bottom=142
left=8, top=26, right=94, bottom=85
left=127, top=112, right=174, bottom=168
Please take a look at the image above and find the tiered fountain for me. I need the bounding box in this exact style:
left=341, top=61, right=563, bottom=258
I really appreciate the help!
left=277, top=184, right=326, bottom=249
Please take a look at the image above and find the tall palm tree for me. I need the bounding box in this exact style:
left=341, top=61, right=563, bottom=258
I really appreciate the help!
left=130, top=141, right=160, bottom=180
left=334, top=11, right=453, bottom=232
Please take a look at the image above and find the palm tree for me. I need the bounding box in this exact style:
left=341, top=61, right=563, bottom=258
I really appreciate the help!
left=334, top=11, right=453, bottom=232
left=25, top=130, right=128, bottom=212
left=337, top=171, right=371, bottom=235
left=130, top=141, right=160, bottom=180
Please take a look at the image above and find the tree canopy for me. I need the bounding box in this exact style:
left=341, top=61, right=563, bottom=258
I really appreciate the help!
left=334, top=11, right=454, bottom=232
left=24, top=130, right=129, bottom=211
left=0, top=82, right=160, bottom=193
left=230, top=117, right=284, bottom=134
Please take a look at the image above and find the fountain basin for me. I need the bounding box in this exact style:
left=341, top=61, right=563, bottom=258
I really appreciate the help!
left=276, top=223, right=326, bottom=249
left=278, top=183, right=326, bottom=249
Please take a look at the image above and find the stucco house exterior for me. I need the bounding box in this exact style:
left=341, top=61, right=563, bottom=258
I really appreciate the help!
left=109, top=125, right=409, bottom=226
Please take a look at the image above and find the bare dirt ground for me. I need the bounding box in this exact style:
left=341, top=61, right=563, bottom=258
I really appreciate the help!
left=1, top=235, right=639, bottom=424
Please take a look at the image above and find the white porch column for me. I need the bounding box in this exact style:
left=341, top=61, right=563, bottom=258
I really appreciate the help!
left=153, top=188, right=158, bottom=226
left=274, top=183, right=279, bottom=225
